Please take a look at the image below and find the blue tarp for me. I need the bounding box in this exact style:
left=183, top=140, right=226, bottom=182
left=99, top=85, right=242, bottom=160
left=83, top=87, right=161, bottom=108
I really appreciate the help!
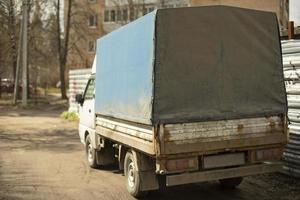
left=95, top=11, right=156, bottom=124
left=95, top=6, right=286, bottom=125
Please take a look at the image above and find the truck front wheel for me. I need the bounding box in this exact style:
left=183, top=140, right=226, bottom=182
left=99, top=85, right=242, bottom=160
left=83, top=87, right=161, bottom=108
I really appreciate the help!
left=124, top=151, right=146, bottom=197
left=219, top=177, right=243, bottom=188
left=85, top=135, right=99, bottom=168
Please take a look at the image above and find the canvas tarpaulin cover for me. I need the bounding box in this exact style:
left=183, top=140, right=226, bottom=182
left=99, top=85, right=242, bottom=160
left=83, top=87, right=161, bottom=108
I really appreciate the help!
left=153, top=6, right=286, bottom=124
left=95, top=6, right=287, bottom=125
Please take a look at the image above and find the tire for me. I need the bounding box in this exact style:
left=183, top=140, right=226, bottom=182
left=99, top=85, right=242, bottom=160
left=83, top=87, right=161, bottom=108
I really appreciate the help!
left=85, top=135, right=99, bottom=168
left=124, top=151, right=147, bottom=197
left=219, top=177, right=243, bottom=189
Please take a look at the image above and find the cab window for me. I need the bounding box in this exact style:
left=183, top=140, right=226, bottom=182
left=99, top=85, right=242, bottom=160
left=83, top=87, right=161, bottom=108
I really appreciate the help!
left=84, top=79, right=95, bottom=100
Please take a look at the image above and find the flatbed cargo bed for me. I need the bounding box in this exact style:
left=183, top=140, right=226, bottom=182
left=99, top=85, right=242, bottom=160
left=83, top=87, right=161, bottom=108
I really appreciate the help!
left=96, top=115, right=287, bottom=158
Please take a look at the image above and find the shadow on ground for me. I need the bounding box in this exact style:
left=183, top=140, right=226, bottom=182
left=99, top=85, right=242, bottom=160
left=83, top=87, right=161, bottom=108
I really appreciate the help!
left=0, top=104, right=80, bottom=153
left=0, top=128, right=81, bottom=153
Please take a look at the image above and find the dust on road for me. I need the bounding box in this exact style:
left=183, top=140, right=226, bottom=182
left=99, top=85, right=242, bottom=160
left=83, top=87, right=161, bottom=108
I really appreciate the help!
left=0, top=105, right=299, bottom=200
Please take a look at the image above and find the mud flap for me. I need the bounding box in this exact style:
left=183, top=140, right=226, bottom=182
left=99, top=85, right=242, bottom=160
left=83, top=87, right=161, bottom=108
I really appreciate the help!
left=95, top=146, right=116, bottom=166
left=132, top=150, right=159, bottom=191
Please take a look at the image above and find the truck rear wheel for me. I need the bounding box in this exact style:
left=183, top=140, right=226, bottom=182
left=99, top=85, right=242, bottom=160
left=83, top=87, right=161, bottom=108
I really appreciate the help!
left=124, top=151, right=147, bottom=197
left=219, top=177, right=243, bottom=188
left=85, top=135, right=99, bottom=168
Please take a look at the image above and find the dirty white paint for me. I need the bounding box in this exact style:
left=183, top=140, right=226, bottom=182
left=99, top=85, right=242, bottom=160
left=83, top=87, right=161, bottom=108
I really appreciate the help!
left=164, top=116, right=282, bottom=142
left=282, top=39, right=300, bottom=178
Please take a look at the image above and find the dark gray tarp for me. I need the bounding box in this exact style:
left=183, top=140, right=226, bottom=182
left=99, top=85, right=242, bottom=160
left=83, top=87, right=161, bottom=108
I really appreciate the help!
left=153, top=6, right=287, bottom=124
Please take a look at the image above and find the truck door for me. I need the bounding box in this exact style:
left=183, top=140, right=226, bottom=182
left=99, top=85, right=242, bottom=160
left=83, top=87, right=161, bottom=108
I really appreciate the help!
left=79, top=78, right=95, bottom=141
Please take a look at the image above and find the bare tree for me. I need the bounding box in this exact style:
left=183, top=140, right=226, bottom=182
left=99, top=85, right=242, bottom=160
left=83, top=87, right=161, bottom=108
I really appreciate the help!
left=0, top=2, right=6, bottom=90
left=20, top=0, right=29, bottom=106
left=56, top=0, right=72, bottom=99
left=1, top=0, right=76, bottom=101
left=8, top=0, right=18, bottom=83
left=0, top=0, right=20, bottom=83
left=65, top=0, right=105, bottom=69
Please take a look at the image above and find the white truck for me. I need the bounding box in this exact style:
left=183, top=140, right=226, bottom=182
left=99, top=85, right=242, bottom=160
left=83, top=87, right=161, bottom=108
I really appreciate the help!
left=76, top=6, right=287, bottom=197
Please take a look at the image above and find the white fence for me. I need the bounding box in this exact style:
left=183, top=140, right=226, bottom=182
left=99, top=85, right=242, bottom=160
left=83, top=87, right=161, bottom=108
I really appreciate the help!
left=282, top=39, right=300, bottom=178
left=68, top=68, right=92, bottom=113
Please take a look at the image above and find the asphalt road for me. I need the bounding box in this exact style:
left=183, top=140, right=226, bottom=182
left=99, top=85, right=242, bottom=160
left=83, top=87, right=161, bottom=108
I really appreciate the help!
left=0, top=105, right=299, bottom=200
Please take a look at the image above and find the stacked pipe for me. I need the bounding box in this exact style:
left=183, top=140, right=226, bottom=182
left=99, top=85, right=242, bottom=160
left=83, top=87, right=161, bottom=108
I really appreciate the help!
left=282, top=39, right=300, bottom=178
left=68, top=68, right=92, bottom=113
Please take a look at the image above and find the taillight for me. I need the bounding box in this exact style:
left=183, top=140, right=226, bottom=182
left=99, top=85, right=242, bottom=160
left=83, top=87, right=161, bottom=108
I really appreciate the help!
left=251, top=148, right=283, bottom=162
left=165, top=157, right=198, bottom=172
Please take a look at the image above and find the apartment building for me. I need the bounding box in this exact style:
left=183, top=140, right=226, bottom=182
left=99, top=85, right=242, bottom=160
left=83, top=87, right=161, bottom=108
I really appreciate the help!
left=103, top=0, right=289, bottom=33
left=103, top=0, right=189, bottom=33
left=65, top=0, right=289, bottom=69
left=190, top=0, right=289, bottom=30
left=65, top=0, right=105, bottom=69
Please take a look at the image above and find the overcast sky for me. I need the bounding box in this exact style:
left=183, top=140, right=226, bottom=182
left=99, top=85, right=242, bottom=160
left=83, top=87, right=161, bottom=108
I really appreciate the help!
left=290, top=0, right=300, bottom=27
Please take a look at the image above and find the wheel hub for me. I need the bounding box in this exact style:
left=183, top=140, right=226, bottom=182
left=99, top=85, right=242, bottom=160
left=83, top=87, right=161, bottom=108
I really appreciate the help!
left=127, top=161, right=135, bottom=188
left=87, top=143, right=93, bottom=163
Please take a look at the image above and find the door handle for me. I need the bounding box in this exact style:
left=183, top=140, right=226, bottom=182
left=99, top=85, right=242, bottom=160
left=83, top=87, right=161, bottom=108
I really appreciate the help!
left=89, top=109, right=91, bottom=113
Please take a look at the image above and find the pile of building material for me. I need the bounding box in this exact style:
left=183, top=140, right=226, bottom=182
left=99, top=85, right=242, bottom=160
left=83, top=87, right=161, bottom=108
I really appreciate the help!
left=282, top=39, right=300, bottom=178
left=68, top=68, right=91, bottom=113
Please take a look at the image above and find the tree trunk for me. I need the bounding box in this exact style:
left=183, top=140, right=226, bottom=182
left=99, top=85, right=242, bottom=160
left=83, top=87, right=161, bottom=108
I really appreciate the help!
left=0, top=75, right=2, bottom=99
left=13, top=8, right=23, bottom=105
left=21, top=0, right=28, bottom=106
left=8, top=0, right=17, bottom=84
left=0, top=47, right=2, bottom=99
left=56, top=0, right=70, bottom=100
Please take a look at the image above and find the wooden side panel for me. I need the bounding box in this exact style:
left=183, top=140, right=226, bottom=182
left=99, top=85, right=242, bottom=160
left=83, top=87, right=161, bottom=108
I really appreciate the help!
left=95, top=117, right=155, bottom=155
left=162, top=116, right=286, bottom=155
left=96, top=117, right=153, bottom=141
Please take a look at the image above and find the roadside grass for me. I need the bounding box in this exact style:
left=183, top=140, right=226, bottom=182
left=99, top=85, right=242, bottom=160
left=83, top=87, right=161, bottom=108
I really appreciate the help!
left=60, top=111, right=79, bottom=121
left=49, top=87, right=60, bottom=93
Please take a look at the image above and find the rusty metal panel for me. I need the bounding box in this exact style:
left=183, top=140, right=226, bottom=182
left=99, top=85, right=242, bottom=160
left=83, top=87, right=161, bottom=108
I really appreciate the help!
left=161, top=116, right=285, bottom=155
left=282, top=39, right=300, bottom=178
left=165, top=157, right=198, bottom=172
left=164, top=134, right=286, bottom=155
left=164, top=116, right=283, bottom=143
left=203, top=153, right=245, bottom=169
left=166, top=162, right=282, bottom=187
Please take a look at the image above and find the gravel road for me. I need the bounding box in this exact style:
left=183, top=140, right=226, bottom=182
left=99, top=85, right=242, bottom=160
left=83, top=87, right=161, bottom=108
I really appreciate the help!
left=0, top=105, right=299, bottom=200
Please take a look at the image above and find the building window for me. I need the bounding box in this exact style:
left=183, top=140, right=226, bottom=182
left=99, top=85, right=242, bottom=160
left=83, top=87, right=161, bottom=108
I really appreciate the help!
left=129, top=9, right=134, bottom=21
left=148, top=7, right=154, bottom=12
left=104, top=10, right=109, bottom=22
left=88, top=40, right=96, bottom=52
left=104, top=8, right=131, bottom=22
left=117, top=10, right=121, bottom=21
left=143, top=8, right=147, bottom=15
left=122, top=9, right=128, bottom=21
left=88, top=14, right=97, bottom=27
left=110, top=10, right=116, bottom=22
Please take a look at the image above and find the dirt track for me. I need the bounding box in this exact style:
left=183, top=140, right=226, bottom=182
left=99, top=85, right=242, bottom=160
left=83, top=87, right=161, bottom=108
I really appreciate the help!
left=0, top=105, right=299, bottom=200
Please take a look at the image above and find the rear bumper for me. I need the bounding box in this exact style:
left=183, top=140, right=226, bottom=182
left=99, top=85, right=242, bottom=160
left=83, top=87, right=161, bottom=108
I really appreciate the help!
left=166, top=162, right=282, bottom=187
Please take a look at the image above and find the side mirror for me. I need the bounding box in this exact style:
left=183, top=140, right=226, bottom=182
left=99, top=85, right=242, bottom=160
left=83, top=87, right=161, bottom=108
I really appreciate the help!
left=75, top=94, right=84, bottom=105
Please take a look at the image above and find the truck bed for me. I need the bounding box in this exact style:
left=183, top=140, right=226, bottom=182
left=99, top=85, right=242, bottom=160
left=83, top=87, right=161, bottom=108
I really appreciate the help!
left=160, top=116, right=286, bottom=155
left=95, top=115, right=286, bottom=157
